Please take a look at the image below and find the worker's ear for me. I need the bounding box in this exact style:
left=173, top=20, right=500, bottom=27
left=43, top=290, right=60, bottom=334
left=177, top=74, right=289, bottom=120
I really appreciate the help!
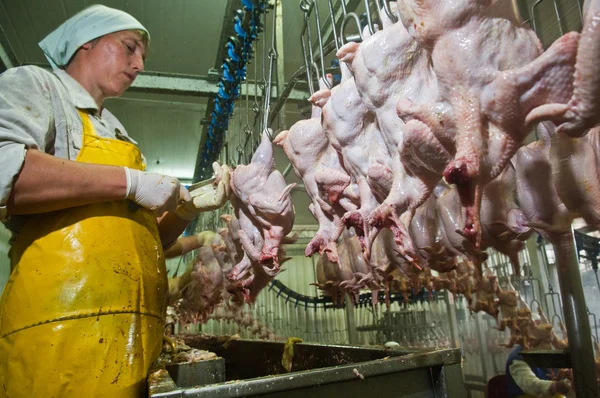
left=80, top=37, right=101, bottom=51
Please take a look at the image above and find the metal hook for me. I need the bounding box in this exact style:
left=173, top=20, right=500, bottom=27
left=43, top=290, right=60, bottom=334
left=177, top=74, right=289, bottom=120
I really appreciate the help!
left=380, top=0, right=398, bottom=24
left=340, top=12, right=364, bottom=44
left=313, top=0, right=330, bottom=86
left=300, top=0, right=312, bottom=13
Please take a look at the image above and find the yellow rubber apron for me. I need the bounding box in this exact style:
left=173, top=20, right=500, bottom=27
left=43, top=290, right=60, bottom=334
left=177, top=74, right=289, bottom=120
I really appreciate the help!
left=0, top=110, right=167, bottom=398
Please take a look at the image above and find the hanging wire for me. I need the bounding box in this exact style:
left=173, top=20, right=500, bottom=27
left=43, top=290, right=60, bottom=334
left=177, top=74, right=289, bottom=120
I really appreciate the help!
left=327, top=0, right=341, bottom=51
left=312, top=0, right=331, bottom=88
left=261, top=0, right=279, bottom=140
left=379, top=0, right=398, bottom=23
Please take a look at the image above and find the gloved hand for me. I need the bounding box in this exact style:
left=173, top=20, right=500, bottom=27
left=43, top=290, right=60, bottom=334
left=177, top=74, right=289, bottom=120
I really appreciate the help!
left=175, top=162, right=232, bottom=221
left=551, top=379, right=572, bottom=395
left=196, top=230, right=217, bottom=246
left=124, top=168, right=191, bottom=215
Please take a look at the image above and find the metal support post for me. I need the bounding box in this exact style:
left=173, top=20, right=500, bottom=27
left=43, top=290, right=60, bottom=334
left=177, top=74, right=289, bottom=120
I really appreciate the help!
left=525, top=236, right=551, bottom=315
left=443, top=291, right=460, bottom=349
left=553, top=230, right=599, bottom=397
left=345, top=294, right=359, bottom=345
left=474, top=312, right=490, bottom=382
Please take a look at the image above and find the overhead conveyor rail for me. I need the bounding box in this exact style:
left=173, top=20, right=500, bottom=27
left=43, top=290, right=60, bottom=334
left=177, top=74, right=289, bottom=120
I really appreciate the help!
left=195, top=0, right=269, bottom=183
left=268, top=279, right=439, bottom=310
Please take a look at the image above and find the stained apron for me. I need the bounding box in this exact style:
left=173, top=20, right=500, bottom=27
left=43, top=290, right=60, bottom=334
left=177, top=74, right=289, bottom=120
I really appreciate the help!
left=0, top=110, right=167, bottom=397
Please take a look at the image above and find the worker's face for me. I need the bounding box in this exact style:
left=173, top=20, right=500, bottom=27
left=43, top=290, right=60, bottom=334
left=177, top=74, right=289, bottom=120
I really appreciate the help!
left=87, top=30, right=147, bottom=98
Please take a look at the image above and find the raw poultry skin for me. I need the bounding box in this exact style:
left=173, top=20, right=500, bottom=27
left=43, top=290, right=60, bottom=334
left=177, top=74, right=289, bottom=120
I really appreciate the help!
left=397, top=0, right=578, bottom=251
left=313, top=240, right=356, bottom=305
left=315, top=61, right=392, bottom=257
left=340, top=229, right=382, bottom=304
left=409, top=194, right=455, bottom=273
left=549, top=127, right=600, bottom=228
left=514, top=123, right=572, bottom=243
left=336, top=4, right=441, bottom=266
left=435, top=184, right=487, bottom=275
left=169, top=232, right=226, bottom=324
left=275, top=76, right=352, bottom=262
left=229, top=131, right=295, bottom=280
left=480, top=164, right=532, bottom=277
left=534, top=0, right=600, bottom=137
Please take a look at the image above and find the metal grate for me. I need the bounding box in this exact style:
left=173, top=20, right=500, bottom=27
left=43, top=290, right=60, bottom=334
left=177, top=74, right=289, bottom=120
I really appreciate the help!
left=518, top=0, right=585, bottom=47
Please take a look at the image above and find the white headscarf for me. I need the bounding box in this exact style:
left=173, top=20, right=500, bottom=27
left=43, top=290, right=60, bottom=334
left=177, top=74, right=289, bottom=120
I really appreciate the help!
left=38, top=4, right=150, bottom=70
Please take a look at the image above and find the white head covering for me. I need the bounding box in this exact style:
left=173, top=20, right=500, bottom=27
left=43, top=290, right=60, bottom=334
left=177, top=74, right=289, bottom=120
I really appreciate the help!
left=38, top=4, right=150, bottom=70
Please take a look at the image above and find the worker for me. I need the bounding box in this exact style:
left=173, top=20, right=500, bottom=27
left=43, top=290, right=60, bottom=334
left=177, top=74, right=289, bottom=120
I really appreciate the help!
left=0, top=5, right=230, bottom=397
left=506, top=344, right=573, bottom=398
left=164, top=229, right=223, bottom=259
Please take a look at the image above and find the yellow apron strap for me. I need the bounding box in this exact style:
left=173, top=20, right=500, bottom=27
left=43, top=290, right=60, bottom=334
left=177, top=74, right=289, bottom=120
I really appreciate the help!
left=77, top=109, right=94, bottom=141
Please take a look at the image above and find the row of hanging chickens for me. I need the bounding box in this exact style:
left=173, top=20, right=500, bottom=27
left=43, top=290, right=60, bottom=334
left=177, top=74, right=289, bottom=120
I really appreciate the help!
left=167, top=130, right=297, bottom=328
left=277, top=0, right=600, bottom=308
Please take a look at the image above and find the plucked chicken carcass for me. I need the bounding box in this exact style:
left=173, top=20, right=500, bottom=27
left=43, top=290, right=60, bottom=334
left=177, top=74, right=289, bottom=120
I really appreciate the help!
left=229, top=131, right=296, bottom=280
left=312, top=61, right=391, bottom=256
left=313, top=244, right=355, bottom=305
left=313, top=228, right=381, bottom=305
left=275, top=76, right=354, bottom=262
left=532, top=0, right=600, bottom=137
left=409, top=194, right=455, bottom=274
left=455, top=260, right=476, bottom=305
left=549, top=127, right=600, bottom=228
left=514, top=123, right=571, bottom=242
left=495, top=277, right=520, bottom=332
left=397, top=0, right=579, bottom=250
left=169, top=231, right=226, bottom=325
left=387, top=267, right=413, bottom=303
left=435, top=184, right=487, bottom=274
left=378, top=228, right=423, bottom=293
left=221, top=211, right=291, bottom=305
left=480, top=164, right=532, bottom=277
left=336, top=4, right=442, bottom=265
left=339, top=229, right=382, bottom=304
left=471, top=267, right=500, bottom=318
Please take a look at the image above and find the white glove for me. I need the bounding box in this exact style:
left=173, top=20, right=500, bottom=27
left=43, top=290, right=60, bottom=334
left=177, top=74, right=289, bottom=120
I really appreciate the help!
left=124, top=168, right=189, bottom=215
left=175, top=162, right=232, bottom=221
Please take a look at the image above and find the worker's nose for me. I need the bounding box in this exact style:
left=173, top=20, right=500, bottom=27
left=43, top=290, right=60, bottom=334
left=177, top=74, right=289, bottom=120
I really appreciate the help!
left=131, top=53, right=144, bottom=73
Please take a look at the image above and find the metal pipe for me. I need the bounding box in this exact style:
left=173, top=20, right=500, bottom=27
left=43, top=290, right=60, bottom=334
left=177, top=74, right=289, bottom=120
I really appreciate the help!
left=300, top=34, right=315, bottom=94
left=327, top=0, right=340, bottom=51
left=553, top=230, right=599, bottom=397
left=345, top=294, right=359, bottom=344
left=275, top=0, right=286, bottom=129
left=313, top=0, right=331, bottom=88
left=283, top=163, right=293, bottom=178
left=340, top=0, right=348, bottom=16
left=474, top=312, right=490, bottom=382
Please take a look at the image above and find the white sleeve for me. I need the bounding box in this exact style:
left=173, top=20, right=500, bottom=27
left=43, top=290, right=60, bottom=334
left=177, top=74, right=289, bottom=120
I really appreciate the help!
left=509, top=359, right=554, bottom=397
left=0, top=67, right=54, bottom=220
left=0, top=66, right=56, bottom=221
